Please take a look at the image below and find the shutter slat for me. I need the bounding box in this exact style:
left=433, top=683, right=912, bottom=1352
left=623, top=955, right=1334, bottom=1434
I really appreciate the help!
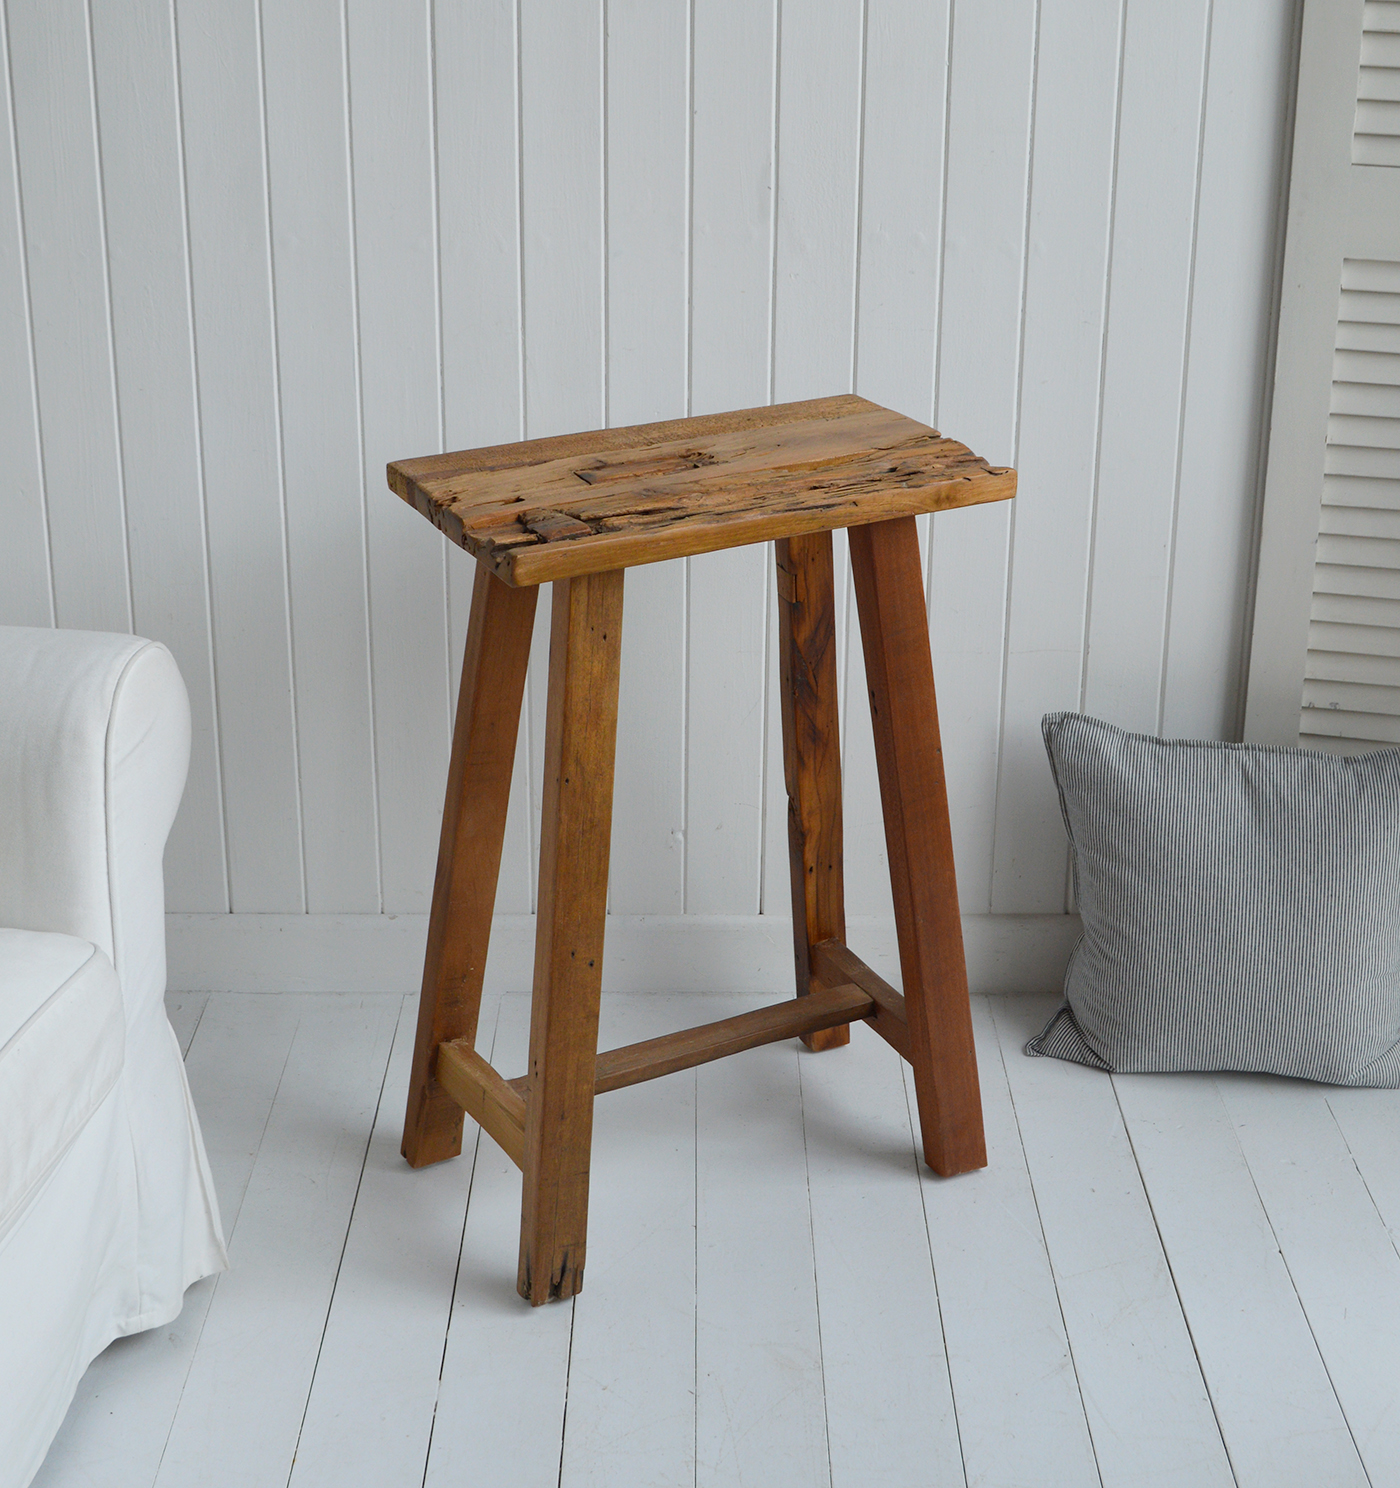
left=1362, top=1, right=1398, bottom=31
left=1318, top=503, right=1400, bottom=538
left=1364, top=1, right=1400, bottom=33
left=1317, top=530, right=1400, bottom=567
left=1357, top=98, right=1400, bottom=134
left=1330, top=380, right=1400, bottom=416
left=1359, top=64, right=1400, bottom=101
left=1308, top=620, right=1400, bottom=657
left=1302, top=675, right=1400, bottom=712
left=1332, top=348, right=1400, bottom=383
left=1327, top=412, right=1400, bottom=447
left=1361, top=30, right=1400, bottom=67
left=1322, top=473, right=1400, bottom=508
left=1301, top=727, right=1400, bottom=758
left=1311, top=591, right=1400, bottom=627
left=1339, top=288, right=1400, bottom=322
left=1312, top=560, right=1400, bottom=601
left=1354, top=135, right=1400, bottom=165
left=1335, top=320, right=1400, bottom=353
left=1324, top=443, right=1400, bottom=478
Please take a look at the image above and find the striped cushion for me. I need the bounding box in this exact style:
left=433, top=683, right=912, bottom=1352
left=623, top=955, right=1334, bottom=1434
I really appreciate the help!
left=1028, top=712, right=1400, bottom=1086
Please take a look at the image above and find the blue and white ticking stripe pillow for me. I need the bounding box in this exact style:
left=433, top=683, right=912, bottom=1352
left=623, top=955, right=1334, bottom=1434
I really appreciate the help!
left=1028, top=712, right=1400, bottom=1086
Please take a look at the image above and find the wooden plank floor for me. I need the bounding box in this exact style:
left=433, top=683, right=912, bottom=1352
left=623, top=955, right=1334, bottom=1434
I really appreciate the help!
left=33, top=991, right=1400, bottom=1488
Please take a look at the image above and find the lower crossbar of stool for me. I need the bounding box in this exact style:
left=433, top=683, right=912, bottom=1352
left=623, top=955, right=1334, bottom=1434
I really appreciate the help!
left=510, top=982, right=873, bottom=1098
left=430, top=940, right=961, bottom=1181
left=428, top=980, right=879, bottom=1169
left=435, top=1042, right=527, bottom=1168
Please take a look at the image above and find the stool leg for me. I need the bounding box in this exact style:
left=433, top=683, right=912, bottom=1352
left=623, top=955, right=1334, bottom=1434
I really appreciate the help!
left=776, top=533, right=849, bottom=1051
left=848, top=516, right=987, bottom=1176
left=403, top=561, right=538, bottom=1168
left=519, top=568, right=625, bottom=1304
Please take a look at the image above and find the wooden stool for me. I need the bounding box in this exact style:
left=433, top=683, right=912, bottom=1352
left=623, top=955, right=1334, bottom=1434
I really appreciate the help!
left=390, top=395, right=1016, bottom=1304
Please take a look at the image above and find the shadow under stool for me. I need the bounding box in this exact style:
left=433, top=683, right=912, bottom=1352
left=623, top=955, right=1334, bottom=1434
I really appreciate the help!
left=388, top=394, right=1017, bottom=1304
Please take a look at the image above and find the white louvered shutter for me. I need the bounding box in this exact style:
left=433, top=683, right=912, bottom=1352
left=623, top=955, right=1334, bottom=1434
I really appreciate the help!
left=1300, top=259, right=1400, bottom=752
left=1247, top=0, right=1400, bottom=750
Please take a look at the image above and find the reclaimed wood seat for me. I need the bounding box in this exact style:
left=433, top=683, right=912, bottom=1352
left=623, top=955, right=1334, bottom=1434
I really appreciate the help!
left=391, top=394, right=1016, bottom=1304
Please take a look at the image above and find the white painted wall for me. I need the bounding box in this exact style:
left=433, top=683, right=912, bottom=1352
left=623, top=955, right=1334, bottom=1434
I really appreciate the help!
left=0, top=0, right=1298, bottom=989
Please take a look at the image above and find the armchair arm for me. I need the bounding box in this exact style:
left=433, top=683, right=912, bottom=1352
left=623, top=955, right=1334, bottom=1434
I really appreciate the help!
left=0, top=627, right=190, bottom=1017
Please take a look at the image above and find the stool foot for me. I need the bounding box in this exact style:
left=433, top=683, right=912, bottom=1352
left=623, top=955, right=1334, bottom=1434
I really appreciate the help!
left=518, top=568, right=624, bottom=1304
left=403, top=562, right=537, bottom=1169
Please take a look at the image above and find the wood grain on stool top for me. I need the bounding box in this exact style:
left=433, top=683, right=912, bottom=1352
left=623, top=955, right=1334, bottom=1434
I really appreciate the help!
left=388, top=394, right=1014, bottom=585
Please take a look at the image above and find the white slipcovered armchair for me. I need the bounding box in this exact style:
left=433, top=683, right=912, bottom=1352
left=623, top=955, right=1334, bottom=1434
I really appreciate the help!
left=0, top=627, right=227, bottom=1488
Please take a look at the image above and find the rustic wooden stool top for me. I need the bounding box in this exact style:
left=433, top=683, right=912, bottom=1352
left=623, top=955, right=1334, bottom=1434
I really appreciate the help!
left=389, top=393, right=1014, bottom=585
left=390, top=394, right=1015, bottom=1304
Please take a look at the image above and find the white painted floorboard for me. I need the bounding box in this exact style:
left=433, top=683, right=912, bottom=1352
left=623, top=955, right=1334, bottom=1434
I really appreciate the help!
left=916, top=997, right=1099, bottom=1488
left=152, top=998, right=403, bottom=1488
left=561, top=997, right=698, bottom=1488
left=35, top=991, right=1400, bottom=1487
left=422, top=993, right=573, bottom=1488
left=694, top=1000, right=828, bottom=1488
left=994, top=996, right=1234, bottom=1488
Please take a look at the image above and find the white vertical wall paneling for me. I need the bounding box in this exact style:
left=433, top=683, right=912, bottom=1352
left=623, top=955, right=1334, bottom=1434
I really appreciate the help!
left=260, top=0, right=379, bottom=913
left=8, top=0, right=131, bottom=634
left=436, top=0, right=524, bottom=452
left=853, top=0, right=945, bottom=424
left=842, top=0, right=950, bottom=922
left=0, top=7, right=50, bottom=630
left=1081, top=0, right=1212, bottom=734
left=832, top=524, right=852, bottom=796
left=988, top=0, right=1121, bottom=916
left=928, top=0, right=1036, bottom=916
left=1, top=0, right=1298, bottom=943
left=486, top=588, right=537, bottom=921
left=615, top=557, right=689, bottom=918
left=518, top=0, right=605, bottom=915
left=605, top=0, right=689, bottom=429
left=760, top=588, right=789, bottom=918
left=606, top=0, right=689, bottom=916
left=686, top=0, right=778, bottom=916
left=434, top=0, right=533, bottom=917
left=760, top=0, right=864, bottom=921
left=347, top=0, right=447, bottom=916
left=519, top=0, right=604, bottom=439
left=174, top=0, right=304, bottom=912
left=686, top=543, right=768, bottom=914
left=770, top=0, right=864, bottom=404
left=839, top=526, right=885, bottom=919
left=1163, top=0, right=1297, bottom=741
left=525, top=584, right=552, bottom=914
left=689, top=0, right=776, bottom=416
left=89, top=0, right=228, bottom=911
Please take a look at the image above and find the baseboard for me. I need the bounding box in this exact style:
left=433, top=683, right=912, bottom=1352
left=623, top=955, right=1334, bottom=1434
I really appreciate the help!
left=166, top=911, right=1080, bottom=997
